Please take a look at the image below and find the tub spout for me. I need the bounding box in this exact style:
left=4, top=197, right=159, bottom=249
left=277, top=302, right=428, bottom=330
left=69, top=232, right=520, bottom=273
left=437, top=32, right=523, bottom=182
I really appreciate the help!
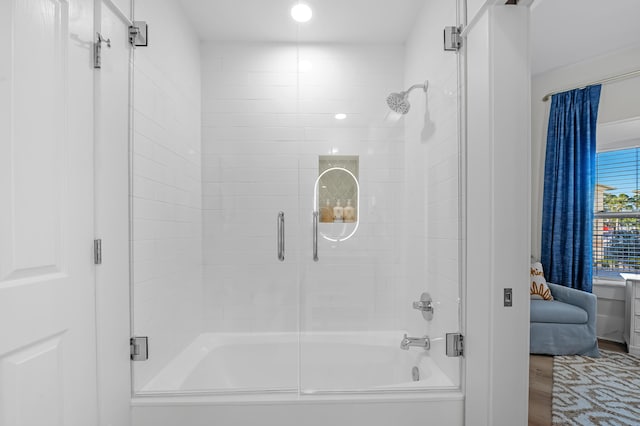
left=400, top=334, right=430, bottom=350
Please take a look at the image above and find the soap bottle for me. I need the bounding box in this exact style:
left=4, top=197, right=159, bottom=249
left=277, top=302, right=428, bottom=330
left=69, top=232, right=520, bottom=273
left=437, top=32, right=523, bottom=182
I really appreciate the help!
left=344, top=199, right=356, bottom=223
left=320, top=199, right=333, bottom=223
left=333, top=199, right=344, bottom=223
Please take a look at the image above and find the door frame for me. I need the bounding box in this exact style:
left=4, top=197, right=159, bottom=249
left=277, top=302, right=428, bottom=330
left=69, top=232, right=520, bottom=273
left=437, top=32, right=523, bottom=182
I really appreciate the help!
left=463, top=2, right=532, bottom=425
left=93, top=1, right=135, bottom=425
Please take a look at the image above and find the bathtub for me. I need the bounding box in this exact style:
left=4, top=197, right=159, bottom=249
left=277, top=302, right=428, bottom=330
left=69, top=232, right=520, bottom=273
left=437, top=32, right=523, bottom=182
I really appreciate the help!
left=132, top=331, right=464, bottom=426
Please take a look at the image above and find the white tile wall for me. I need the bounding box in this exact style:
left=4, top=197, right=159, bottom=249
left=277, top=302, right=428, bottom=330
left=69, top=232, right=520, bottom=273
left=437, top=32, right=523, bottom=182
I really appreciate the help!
left=403, top=0, right=461, bottom=385
left=201, top=42, right=407, bottom=333
left=132, top=0, right=202, bottom=390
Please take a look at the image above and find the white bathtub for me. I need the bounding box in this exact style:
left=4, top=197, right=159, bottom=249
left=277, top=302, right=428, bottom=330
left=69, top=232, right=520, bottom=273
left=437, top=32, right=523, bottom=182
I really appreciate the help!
left=140, top=331, right=456, bottom=393
left=132, top=332, right=464, bottom=426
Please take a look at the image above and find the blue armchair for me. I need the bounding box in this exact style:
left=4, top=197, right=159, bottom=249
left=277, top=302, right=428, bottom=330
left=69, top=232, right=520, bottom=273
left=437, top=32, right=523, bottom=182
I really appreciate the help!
left=530, top=282, right=600, bottom=357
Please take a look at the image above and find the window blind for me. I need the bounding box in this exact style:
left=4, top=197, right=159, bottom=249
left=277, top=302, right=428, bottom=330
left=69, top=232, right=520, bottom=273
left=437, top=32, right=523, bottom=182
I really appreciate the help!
left=593, top=147, right=640, bottom=279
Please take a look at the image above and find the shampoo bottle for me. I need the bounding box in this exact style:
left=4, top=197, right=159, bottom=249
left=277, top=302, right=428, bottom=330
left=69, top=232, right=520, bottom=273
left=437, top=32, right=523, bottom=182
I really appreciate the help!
left=320, top=199, right=333, bottom=223
left=344, top=199, right=356, bottom=223
left=333, top=199, right=344, bottom=223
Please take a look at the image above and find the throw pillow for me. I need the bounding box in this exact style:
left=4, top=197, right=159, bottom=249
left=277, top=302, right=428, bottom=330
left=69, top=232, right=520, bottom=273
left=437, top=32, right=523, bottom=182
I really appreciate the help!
left=530, top=262, right=553, bottom=300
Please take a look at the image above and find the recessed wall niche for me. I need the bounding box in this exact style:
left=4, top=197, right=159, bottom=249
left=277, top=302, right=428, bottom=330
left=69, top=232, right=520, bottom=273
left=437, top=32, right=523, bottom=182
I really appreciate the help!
left=317, top=156, right=359, bottom=225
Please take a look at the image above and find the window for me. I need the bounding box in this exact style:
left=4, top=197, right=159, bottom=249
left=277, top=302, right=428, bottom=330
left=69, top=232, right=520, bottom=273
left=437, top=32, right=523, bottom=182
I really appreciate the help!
left=593, top=147, right=640, bottom=279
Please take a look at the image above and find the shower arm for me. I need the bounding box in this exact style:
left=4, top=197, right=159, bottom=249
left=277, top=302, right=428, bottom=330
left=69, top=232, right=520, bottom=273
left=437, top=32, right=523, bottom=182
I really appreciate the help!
left=404, top=81, right=429, bottom=96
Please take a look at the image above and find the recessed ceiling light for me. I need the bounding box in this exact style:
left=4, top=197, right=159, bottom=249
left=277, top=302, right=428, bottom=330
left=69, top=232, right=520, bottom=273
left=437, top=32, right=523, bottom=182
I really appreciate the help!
left=291, top=3, right=312, bottom=23
left=334, top=113, right=347, bottom=120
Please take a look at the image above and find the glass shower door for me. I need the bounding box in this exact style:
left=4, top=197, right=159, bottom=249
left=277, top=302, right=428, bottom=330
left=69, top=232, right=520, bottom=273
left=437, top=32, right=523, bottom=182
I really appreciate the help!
left=295, top=42, right=413, bottom=392
left=184, top=42, right=305, bottom=392
left=296, top=0, right=462, bottom=393
left=131, top=40, right=305, bottom=394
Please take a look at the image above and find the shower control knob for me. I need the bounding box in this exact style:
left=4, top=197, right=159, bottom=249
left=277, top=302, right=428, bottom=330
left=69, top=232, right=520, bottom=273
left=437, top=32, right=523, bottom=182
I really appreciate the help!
left=412, top=300, right=432, bottom=311
left=412, top=292, right=434, bottom=321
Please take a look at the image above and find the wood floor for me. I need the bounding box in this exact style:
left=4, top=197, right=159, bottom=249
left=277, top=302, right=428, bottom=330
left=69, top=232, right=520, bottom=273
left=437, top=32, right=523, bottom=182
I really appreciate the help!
left=528, top=339, right=627, bottom=426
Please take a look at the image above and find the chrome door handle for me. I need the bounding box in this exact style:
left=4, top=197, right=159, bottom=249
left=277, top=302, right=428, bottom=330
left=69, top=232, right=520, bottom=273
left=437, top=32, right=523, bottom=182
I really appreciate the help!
left=277, top=211, right=285, bottom=261
left=312, top=211, right=319, bottom=262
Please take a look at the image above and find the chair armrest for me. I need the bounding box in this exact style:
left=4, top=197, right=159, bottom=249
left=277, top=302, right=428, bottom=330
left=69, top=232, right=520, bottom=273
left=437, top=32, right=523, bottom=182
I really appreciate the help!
left=547, top=282, right=597, bottom=321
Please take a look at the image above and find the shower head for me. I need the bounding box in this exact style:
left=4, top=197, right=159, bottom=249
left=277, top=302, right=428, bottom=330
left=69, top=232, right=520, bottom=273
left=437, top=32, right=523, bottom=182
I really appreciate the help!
left=386, top=81, right=428, bottom=114
left=386, top=92, right=410, bottom=114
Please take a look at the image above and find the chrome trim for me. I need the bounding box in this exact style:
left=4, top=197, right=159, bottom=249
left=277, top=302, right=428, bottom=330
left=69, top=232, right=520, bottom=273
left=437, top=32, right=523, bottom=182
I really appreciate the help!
left=444, top=26, right=462, bottom=51
left=277, top=212, right=285, bottom=261
left=94, top=239, right=102, bottom=265
left=400, top=334, right=430, bottom=350
left=129, top=21, right=148, bottom=47
left=446, top=333, right=464, bottom=357
left=542, top=69, right=640, bottom=102
left=130, top=336, right=149, bottom=361
left=312, top=211, right=319, bottom=262
left=412, top=292, right=434, bottom=321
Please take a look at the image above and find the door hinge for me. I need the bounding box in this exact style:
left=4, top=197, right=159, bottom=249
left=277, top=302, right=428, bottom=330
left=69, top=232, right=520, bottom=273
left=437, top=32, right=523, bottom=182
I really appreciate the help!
left=129, top=21, right=148, bottom=47
left=130, top=336, right=149, bottom=361
left=444, top=26, right=462, bottom=51
left=446, top=333, right=464, bottom=357
left=94, top=239, right=102, bottom=264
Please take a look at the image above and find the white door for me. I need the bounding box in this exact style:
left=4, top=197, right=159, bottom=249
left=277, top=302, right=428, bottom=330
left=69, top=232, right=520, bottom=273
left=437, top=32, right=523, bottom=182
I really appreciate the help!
left=0, top=0, right=98, bottom=425
left=94, top=1, right=132, bottom=425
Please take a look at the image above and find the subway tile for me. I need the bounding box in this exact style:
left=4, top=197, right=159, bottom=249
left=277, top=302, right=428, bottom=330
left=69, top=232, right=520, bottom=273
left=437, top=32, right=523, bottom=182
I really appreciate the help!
left=198, top=41, right=460, bottom=334
left=204, top=84, right=297, bottom=101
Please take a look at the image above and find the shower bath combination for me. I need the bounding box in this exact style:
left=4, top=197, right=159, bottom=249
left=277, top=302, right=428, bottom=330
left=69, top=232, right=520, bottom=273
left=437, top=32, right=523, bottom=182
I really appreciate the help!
left=128, top=1, right=464, bottom=424
left=386, top=80, right=429, bottom=114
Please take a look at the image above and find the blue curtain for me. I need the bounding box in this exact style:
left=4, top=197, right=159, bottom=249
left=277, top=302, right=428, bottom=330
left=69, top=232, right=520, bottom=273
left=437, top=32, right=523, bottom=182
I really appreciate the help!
left=541, top=85, right=602, bottom=293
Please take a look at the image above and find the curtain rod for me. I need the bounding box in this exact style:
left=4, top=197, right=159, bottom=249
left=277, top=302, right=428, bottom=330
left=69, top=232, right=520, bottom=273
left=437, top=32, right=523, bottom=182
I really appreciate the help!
left=541, top=69, right=640, bottom=102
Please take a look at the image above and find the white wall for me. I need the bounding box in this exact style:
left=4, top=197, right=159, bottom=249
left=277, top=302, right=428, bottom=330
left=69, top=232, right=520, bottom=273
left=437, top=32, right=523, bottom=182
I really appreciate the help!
left=403, top=0, right=461, bottom=386
left=131, top=0, right=203, bottom=389
left=200, top=42, right=406, bottom=333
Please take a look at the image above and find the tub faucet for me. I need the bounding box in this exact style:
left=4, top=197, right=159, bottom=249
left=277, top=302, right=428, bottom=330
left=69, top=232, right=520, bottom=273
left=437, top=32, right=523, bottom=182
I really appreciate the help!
left=400, top=334, right=430, bottom=350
